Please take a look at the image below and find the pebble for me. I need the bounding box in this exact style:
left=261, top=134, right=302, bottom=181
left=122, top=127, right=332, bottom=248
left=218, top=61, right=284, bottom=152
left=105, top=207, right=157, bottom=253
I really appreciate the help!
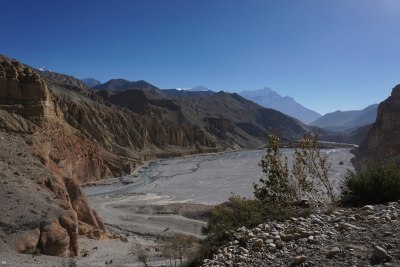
left=292, top=255, right=307, bottom=265
left=372, top=246, right=388, bottom=259
left=326, top=247, right=340, bottom=258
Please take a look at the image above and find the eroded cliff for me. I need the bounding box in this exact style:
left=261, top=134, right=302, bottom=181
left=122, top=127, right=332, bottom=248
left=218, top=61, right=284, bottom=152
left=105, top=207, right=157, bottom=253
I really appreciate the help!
left=353, top=85, right=400, bottom=169
left=0, top=58, right=106, bottom=257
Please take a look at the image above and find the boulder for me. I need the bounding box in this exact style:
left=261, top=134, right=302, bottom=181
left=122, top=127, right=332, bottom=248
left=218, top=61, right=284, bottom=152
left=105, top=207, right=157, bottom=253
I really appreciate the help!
left=39, top=221, right=70, bottom=256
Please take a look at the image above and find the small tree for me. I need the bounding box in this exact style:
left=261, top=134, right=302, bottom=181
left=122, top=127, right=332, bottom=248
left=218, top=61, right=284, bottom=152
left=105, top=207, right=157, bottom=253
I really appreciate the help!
left=253, top=134, right=296, bottom=205
left=137, top=249, right=148, bottom=267
left=254, top=133, right=335, bottom=205
left=293, top=132, right=335, bottom=202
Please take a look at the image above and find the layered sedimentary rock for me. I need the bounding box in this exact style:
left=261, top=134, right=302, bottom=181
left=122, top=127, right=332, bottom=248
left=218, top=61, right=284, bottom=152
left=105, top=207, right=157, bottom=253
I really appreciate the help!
left=0, top=60, right=51, bottom=121
left=353, top=85, right=400, bottom=169
left=0, top=58, right=105, bottom=257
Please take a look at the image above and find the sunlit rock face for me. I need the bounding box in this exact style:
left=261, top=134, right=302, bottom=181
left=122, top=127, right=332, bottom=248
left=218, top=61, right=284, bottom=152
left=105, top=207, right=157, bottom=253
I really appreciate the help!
left=0, top=59, right=54, bottom=121
left=353, top=84, right=400, bottom=169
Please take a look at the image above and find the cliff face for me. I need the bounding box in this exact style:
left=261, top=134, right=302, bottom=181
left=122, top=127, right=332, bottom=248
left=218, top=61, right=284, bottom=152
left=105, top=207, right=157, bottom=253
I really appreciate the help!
left=0, top=60, right=52, bottom=121
left=353, top=85, right=400, bottom=169
left=0, top=59, right=106, bottom=257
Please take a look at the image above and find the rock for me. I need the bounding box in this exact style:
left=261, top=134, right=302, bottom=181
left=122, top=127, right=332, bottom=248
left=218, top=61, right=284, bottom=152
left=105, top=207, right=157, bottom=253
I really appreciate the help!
left=239, top=247, right=248, bottom=255
left=337, top=222, right=357, bottom=230
left=361, top=205, right=375, bottom=211
left=384, top=232, right=392, bottom=237
left=59, top=209, right=79, bottom=256
left=16, top=228, right=40, bottom=254
left=275, top=240, right=284, bottom=249
left=326, top=247, right=340, bottom=258
left=281, top=234, right=294, bottom=242
left=120, top=236, right=128, bottom=242
left=63, top=178, right=105, bottom=230
left=254, top=239, right=264, bottom=248
left=292, top=255, right=307, bottom=266
left=39, top=221, right=70, bottom=256
left=372, top=246, right=389, bottom=259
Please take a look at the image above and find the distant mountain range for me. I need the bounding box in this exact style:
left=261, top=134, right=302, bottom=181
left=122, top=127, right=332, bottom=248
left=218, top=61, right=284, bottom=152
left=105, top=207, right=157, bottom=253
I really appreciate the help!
left=238, top=88, right=321, bottom=124
left=309, top=104, right=378, bottom=132
left=81, top=78, right=101, bottom=87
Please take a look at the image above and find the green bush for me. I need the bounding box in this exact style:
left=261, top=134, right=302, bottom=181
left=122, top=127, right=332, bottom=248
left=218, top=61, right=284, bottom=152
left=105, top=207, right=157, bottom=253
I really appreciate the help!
left=340, top=162, right=400, bottom=206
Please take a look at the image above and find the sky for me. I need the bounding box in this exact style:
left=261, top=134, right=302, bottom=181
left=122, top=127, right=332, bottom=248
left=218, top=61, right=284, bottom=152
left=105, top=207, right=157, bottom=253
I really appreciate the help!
left=1, top=0, right=400, bottom=115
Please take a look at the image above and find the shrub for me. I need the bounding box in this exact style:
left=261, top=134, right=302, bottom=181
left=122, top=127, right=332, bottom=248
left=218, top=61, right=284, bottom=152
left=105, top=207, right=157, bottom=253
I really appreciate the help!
left=340, top=161, right=400, bottom=206
left=137, top=249, right=148, bottom=267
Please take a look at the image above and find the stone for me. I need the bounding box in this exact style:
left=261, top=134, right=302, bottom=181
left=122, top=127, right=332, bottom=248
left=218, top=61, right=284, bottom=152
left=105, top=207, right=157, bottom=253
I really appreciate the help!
left=239, top=247, right=248, bottom=255
left=372, top=246, right=388, bottom=259
left=326, top=247, right=340, bottom=258
left=16, top=228, right=40, bottom=254
left=275, top=240, right=284, bottom=249
left=361, top=205, right=375, bottom=211
left=337, top=222, right=357, bottom=230
left=39, top=221, right=70, bottom=256
left=384, top=232, right=392, bottom=237
left=254, top=239, right=263, bottom=248
left=292, top=255, right=307, bottom=266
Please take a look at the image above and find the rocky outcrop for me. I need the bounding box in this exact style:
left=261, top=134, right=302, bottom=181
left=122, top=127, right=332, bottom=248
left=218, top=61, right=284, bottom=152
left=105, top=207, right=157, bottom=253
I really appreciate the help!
left=63, top=178, right=105, bottom=231
left=58, top=210, right=79, bottom=256
left=0, top=60, right=53, bottom=121
left=353, top=85, right=400, bottom=169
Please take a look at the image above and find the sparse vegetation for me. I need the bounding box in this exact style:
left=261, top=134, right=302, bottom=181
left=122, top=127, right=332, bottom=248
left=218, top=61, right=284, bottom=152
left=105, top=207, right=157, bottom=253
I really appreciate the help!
left=185, top=194, right=311, bottom=266
left=340, top=161, right=400, bottom=206
left=160, top=233, right=198, bottom=267
left=137, top=249, right=148, bottom=267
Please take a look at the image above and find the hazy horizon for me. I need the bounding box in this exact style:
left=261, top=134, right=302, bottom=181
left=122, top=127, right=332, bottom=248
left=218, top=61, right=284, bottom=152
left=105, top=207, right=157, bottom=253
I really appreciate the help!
left=2, top=0, right=399, bottom=114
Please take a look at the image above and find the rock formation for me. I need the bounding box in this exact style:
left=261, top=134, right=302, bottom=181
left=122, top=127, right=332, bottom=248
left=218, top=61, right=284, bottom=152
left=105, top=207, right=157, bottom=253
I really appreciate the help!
left=0, top=58, right=106, bottom=257
left=353, top=85, right=400, bottom=169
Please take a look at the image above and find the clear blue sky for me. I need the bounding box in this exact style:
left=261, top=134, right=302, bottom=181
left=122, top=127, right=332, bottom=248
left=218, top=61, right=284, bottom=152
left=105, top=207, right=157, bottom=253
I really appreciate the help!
left=2, top=0, right=400, bottom=114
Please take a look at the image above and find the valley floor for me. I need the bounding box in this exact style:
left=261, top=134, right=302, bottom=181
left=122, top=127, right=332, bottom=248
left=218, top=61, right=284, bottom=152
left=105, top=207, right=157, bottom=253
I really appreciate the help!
left=0, top=148, right=354, bottom=266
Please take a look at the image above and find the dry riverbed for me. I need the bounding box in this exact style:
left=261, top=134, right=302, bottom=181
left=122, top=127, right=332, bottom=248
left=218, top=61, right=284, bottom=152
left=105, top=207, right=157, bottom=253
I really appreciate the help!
left=76, top=148, right=354, bottom=266
left=0, top=148, right=354, bottom=266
